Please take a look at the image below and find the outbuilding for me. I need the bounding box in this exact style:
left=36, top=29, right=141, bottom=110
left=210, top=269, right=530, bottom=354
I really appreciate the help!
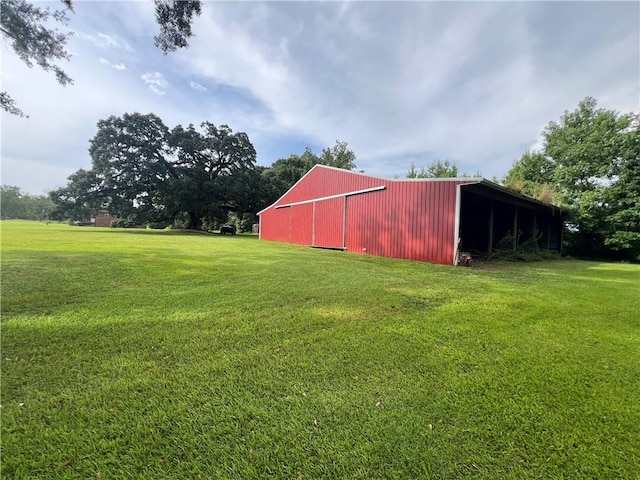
left=258, top=165, right=564, bottom=265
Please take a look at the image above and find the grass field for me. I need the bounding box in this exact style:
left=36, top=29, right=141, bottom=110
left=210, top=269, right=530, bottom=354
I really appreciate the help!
left=1, top=220, right=639, bottom=479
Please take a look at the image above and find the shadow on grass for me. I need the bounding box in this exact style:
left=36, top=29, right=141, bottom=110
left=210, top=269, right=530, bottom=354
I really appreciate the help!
left=66, top=227, right=258, bottom=238
left=0, top=246, right=286, bottom=319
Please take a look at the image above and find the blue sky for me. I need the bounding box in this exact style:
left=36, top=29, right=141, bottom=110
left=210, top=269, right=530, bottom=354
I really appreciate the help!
left=1, top=0, right=638, bottom=195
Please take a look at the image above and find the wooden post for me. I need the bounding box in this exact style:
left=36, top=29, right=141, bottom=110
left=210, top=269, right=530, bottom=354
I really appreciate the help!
left=533, top=213, right=537, bottom=248
left=488, top=200, right=494, bottom=254
left=559, top=218, right=564, bottom=255
left=512, top=206, right=518, bottom=251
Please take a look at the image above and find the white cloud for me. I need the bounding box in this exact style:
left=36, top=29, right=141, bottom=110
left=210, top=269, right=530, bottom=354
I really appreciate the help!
left=100, top=58, right=127, bottom=70
left=141, top=72, right=169, bottom=96
left=175, top=2, right=639, bottom=179
left=1, top=1, right=638, bottom=194
left=78, top=32, right=133, bottom=51
left=189, top=81, right=207, bottom=92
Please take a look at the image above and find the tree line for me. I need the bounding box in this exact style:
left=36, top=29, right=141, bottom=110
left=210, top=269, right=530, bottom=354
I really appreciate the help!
left=0, top=186, right=54, bottom=221
left=45, top=112, right=356, bottom=231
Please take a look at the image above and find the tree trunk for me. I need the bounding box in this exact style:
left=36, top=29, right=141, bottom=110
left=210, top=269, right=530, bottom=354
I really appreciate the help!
left=187, top=211, right=201, bottom=230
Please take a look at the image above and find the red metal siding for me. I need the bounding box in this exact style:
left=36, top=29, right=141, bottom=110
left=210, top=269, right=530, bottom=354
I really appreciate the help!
left=313, top=197, right=344, bottom=248
left=259, top=165, right=475, bottom=265
left=259, top=207, right=290, bottom=242
left=290, top=204, right=313, bottom=245
left=344, top=181, right=461, bottom=264
left=275, top=166, right=385, bottom=206
left=259, top=204, right=312, bottom=245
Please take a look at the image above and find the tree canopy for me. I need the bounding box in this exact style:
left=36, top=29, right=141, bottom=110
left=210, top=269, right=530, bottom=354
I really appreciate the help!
left=50, top=113, right=257, bottom=229
left=319, top=140, right=357, bottom=170
left=0, top=0, right=74, bottom=117
left=1, top=185, right=55, bottom=220
left=406, top=159, right=480, bottom=179
left=153, top=0, right=202, bottom=54
left=0, top=0, right=202, bottom=117
left=164, top=122, right=257, bottom=229
left=88, top=113, right=173, bottom=221
left=505, top=97, right=640, bottom=260
left=261, top=142, right=357, bottom=206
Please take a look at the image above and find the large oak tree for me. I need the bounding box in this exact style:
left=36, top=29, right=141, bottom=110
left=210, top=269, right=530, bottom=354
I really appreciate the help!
left=50, top=113, right=258, bottom=229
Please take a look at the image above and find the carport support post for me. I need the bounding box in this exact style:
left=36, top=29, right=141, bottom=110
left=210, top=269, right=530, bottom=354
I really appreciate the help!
left=512, top=206, right=518, bottom=251
left=488, top=200, right=494, bottom=254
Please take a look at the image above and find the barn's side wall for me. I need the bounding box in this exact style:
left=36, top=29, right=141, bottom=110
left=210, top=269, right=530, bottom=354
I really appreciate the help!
left=345, top=181, right=461, bottom=264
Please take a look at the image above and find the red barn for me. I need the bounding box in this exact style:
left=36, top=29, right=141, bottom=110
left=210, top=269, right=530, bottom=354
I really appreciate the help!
left=258, top=165, right=564, bottom=265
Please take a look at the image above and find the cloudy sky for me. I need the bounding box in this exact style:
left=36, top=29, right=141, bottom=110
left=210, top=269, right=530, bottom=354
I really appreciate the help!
left=1, top=1, right=638, bottom=195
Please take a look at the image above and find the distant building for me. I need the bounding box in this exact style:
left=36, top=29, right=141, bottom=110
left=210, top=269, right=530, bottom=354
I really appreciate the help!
left=73, top=210, right=118, bottom=227
left=94, top=211, right=118, bottom=227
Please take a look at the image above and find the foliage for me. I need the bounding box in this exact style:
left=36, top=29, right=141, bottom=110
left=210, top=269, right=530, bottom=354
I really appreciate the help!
left=502, top=150, right=561, bottom=204
left=318, top=140, right=357, bottom=170
left=89, top=112, right=172, bottom=221
left=0, top=185, right=25, bottom=219
left=0, top=0, right=74, bottom=117
left=406, top=159, right=480, bottom=178
left=51, top=122, right=356, bottom=230
left=2, top=221, right=639, bottom=478
left=223, top=211, right=255, bottom=233
left=603, top=145, right=640, bottom=256
left=505, top=97, right=640, bottom=261
left=1, top=185, right=54, bottom=220
left=110, top=217, right=141, bottom=229
left=50, top=113, right=257, bottom=229
left=216, top=166, right=269, bottom=228
left=260, top=141, right=357, bottom=206
left=153, top=0, right=202, bottom=53
left=487, top=230, right=559, bottom=262
left=1, top=0, right=202, bottom=116
left=0, top=92, right=28, bottom=118
left=166, top=122, right=257, bottom=229
left=48, top=169, right=102, bottom=221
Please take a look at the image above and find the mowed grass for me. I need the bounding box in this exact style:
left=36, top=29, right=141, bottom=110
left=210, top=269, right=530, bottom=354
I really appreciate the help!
left=1, top=221, right=639, bottom=479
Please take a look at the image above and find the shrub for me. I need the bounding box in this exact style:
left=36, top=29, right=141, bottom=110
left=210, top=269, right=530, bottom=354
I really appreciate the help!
left=489, top=230, right=561, bottom=262
left=111, top=217, right=141, bottom=228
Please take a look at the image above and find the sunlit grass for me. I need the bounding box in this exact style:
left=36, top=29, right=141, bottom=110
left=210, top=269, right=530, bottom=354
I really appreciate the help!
left=2, top=220, right=639, bottom=479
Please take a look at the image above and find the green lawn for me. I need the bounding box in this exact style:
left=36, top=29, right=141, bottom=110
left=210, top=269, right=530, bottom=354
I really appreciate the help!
left=2, top=220, right=639, bottom=479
